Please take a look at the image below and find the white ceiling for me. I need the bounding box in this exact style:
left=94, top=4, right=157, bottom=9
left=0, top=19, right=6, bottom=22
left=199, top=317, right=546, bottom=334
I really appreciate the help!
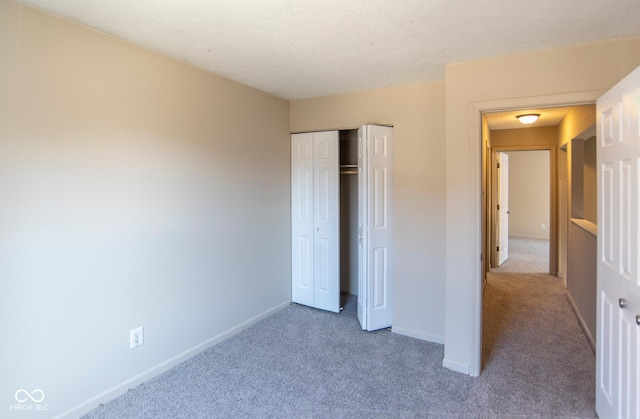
left=18, top=0, right=640, bottom=100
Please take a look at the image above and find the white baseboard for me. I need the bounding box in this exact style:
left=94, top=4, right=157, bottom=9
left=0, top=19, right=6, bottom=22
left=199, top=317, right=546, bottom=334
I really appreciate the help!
left=565, top=292, right=595, bottom=352
left=55, top=300, right=291, bottom=419
left=442, top=358, right=470, bottom=375
left=392, top=326, right=444, bottom=345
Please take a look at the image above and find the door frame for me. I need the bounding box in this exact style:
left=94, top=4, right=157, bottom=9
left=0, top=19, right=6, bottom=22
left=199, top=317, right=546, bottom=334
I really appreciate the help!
left=489, top=147, right=555, bottom=273
left=469, top=90, right=604, bottom=376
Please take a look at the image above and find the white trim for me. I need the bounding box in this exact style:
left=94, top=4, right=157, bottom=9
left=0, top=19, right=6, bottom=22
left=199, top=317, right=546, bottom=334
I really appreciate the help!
left=469, top=90, right=605, bottom=377
left=470, top=103, right=483, bottom=378
left=53, top=300, right=292, bottom=419
left=392, top=326, right=444, bottom=344
left=565, top=292, right=596, bottom=352
left=443, top=358, right=470, bottom=375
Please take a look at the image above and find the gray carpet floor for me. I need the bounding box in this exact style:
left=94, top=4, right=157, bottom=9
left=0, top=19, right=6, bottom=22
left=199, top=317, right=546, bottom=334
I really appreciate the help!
left=83, top=238, right=596, bottom=418
left=492, top=237, right=549, bottom=274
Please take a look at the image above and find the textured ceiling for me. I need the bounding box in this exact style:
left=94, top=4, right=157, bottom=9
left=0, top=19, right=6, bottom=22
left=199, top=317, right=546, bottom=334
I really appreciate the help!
left=18, top=0, right=640, bottom=100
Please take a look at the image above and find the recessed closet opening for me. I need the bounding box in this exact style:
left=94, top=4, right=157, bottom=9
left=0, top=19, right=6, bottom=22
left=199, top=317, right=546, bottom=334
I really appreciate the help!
left=291, top=125, right=394, bottom=331
left=339, top=129, right=359, bottom=301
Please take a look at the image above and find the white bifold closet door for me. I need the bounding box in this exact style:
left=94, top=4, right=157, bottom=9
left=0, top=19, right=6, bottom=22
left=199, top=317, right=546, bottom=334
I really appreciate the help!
left=291, top=131, right=340, bottom=313
left=291, top=125, right=393, bottom=330
left=357, top=125, right=393, bottom=331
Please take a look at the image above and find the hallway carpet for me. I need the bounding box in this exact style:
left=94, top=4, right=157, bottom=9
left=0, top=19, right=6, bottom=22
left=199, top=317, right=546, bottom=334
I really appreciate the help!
left=493, top=237, right=550, bottom=274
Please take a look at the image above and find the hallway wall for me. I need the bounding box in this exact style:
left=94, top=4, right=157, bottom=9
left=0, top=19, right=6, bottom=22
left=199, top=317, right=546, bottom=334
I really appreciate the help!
left=504, top=150, right=550, bottom=240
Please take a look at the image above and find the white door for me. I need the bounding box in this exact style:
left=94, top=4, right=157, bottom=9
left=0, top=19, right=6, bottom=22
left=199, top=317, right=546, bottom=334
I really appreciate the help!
left=291, top=133, right=314, bottom=307
left=497, top=152, right=509, bottom=266
left=358, top=125, right=393, bottom=331
left=291, top=131, right=340, bottom=313
left=596, top=65, right=640, bottom=419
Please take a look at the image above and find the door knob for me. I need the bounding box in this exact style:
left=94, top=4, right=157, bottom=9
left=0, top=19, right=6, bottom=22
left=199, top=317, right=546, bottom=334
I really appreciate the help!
left=315, top=227, right=319, bottom=232
left=619, top=298, right=628, bottom=309
left=637, top=315, right=640, bottom=326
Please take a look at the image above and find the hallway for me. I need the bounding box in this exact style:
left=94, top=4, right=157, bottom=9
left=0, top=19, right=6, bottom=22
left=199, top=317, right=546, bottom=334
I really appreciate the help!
left=482, top=237, right=596, bottom=416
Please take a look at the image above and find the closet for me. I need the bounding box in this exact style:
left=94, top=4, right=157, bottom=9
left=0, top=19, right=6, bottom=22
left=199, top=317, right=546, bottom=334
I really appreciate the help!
left=291, top=124, right=393, bottom=331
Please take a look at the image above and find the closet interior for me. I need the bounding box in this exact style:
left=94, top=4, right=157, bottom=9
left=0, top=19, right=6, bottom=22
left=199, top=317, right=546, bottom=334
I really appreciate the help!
left=339, top=129, right=359, bottom=300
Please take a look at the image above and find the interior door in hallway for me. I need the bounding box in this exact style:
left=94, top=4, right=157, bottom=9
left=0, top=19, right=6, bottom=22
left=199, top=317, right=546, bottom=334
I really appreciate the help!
left=596, top=65, right=640, bottom=419
left=497, top=152, right=509, bottom=266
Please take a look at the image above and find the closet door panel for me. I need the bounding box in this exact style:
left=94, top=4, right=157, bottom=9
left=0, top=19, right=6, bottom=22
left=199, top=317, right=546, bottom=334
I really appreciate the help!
left=291, top=133, right=314, bottom=306
left=373, top=247, right=388, bottom=309
left=357, top=128, right=368, bottom=329
left=313, top=131, right=340, bottom=313
left=367, top=126, right=393, bottom=330
left=291, top=131, right=339, bottom=313
left=358, top=125, right=393, bottom=331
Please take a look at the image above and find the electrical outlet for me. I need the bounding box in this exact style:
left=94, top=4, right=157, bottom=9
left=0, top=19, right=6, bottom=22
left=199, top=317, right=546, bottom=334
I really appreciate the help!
left=540, top=224, right=546, bottom=230
left=130, top=326, right=144, bottom=349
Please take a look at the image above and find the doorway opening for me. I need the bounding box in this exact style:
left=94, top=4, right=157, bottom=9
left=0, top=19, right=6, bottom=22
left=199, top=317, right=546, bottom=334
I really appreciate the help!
left=490, top=149, right=551, bottom=275
left=479, top=104, right=597, bottom=373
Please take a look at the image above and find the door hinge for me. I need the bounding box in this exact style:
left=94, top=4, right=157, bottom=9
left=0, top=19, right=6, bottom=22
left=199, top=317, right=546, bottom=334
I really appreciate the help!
left=496, top=246, right=500, bottom=252
left=497, top=204, right=500, bottom=210
left=497, top=162, right=500, bottom=169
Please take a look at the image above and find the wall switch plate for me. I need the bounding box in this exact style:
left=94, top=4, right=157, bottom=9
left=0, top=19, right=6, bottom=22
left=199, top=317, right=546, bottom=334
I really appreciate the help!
left=540, top=224, right=546, bottom=230
left=130, top=326, right=144, bottom=349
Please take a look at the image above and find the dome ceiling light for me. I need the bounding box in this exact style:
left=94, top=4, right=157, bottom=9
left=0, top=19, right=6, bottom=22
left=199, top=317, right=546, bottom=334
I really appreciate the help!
left=516, top=113, right=540, bottom=124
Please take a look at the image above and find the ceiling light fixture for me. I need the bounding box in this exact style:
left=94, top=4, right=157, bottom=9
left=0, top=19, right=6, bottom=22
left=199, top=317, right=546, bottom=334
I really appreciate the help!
left=516, top=114, right=540, bottom=125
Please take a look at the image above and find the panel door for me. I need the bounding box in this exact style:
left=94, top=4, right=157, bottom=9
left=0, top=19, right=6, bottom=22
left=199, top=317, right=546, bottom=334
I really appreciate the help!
left=596, top=65, right=640, bottom=419
left=312, top=131, right=340, bottom=313
left=358, top=125, right=393, bottom=331
left=357, top=128, right=367, bottom=329
left=291, top=133, right=314, bottom=307
left=497, top=152, right=509, bottom=266
left=291, top=132, right=339, bottom=313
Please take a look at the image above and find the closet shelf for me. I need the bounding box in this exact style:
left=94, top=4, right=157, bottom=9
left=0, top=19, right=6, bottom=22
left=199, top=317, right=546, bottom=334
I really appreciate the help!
left=340, top=164, right=358, bottom=175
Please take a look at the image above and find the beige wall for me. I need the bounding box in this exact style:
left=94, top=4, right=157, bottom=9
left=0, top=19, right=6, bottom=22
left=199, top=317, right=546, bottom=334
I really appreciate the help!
left=583, top=137, right=597, bottom=224
left=504, top=150, right=550, bottom=239
left=557, top=105, right=596, bottom=280
left=558, top=105, right=596, bottom=148
left=491, top=126, right=558, bottom=148
left=1, top=1, right=291, bottom=417
left=557, top=105, right=597, bottom=348
left=291, top=82, right=447, bottom=343
left=567, top=222, right=597, bottom=347
left=490, top=127, right=557, bottom=244
left=445, top=38, right=640, bottom=374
